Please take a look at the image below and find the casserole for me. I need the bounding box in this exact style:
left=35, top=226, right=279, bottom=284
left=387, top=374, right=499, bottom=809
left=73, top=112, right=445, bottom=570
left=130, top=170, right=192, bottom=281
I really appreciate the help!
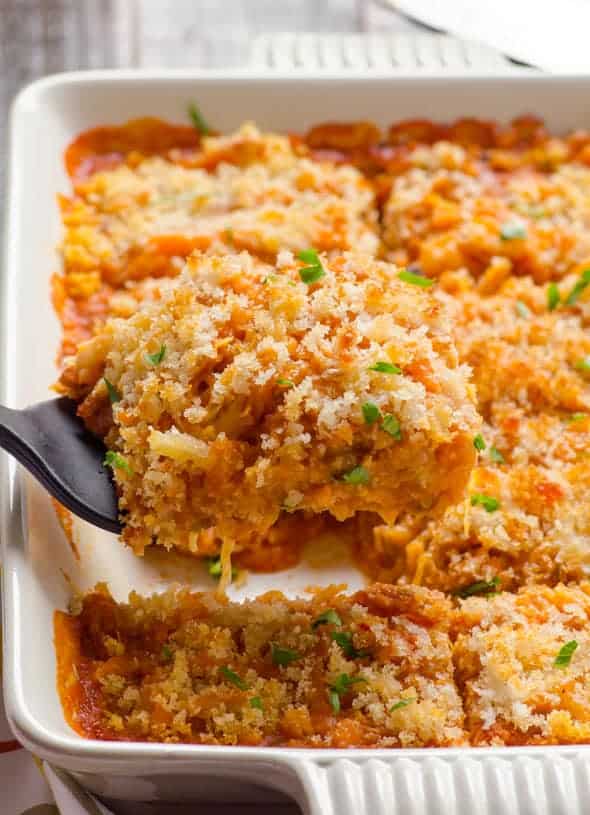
left=5, top=70, right=590, bottom=813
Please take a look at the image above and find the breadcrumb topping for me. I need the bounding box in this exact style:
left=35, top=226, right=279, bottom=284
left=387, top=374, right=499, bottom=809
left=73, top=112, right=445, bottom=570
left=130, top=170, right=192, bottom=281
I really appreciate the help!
left=359, top=274, right=590, bottom=591
left=57, top=581, right=590, bottom=747
left=53, top=115, right=590, bottom=750
left=455, top=583, right=590, bottom=745
left=59, top=250, right=478, bottom=556
left=56, top=582, right=464, bottom=747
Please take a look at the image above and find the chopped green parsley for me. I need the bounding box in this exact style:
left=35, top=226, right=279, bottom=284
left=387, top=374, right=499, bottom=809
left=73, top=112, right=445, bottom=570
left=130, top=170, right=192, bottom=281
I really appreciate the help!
left=312, top=609, right=342, bottom=630
left=547, top=283, right=560, bottom=311
left=145, top=344, right=166, bottom=365
left=362, top=401, right=381, bottom=425
left=398, top=269, right=434, bottom=287
left=368, top=361, right=402, bottom=375
left=342, top=465, right=370, bottom=485
left=565, top=268, right=590, bottom=306
left=206, top=556, right=238, bottom=581
left=297, top=249, right=325, bottom=284
left=271, top=643, right=300, bottom=666
left=554, top=640, right=578, bottom=669
left=328, top=673, right=367, bottom=714
left=452, top=576, right=501, bottom=599
left=104, top=377, right=121, bottom=404
left=188, top=102, right=210, bottom=135
left=470, top=493, right=500, bottom=512
left=382, top=413, right=402, bottom=441
left=473, top=434, right=486, bottom=452
left=489, top=446, right=505, bottom=464
left=390, top=697, right=416, bottom=713
left=331, top=631, right=370, bottom=659
left=104, top=450, right=133, bottom=475
left=220, top=666, right=249, bottom=690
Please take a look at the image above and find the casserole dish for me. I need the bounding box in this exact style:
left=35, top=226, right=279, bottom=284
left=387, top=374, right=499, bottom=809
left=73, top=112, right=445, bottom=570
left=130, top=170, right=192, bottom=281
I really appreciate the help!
left=5, top=70, right=590, bottom=813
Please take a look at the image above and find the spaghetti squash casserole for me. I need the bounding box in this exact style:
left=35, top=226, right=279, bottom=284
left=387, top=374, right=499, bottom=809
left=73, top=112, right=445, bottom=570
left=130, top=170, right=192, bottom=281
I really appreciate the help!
left=57, top=580, right=590, bottom=747
left=56, top=122, right=378, bottom=358
left=52, top=114, right=590, bottom=751
left=59, top=249, right=479, bottom=558
left=55, top=582, right=465, bottom=747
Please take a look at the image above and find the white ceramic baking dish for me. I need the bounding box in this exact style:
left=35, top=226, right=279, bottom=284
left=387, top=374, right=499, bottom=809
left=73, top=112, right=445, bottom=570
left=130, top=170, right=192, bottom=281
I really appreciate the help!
left=5, top=71, right=590, bottom=815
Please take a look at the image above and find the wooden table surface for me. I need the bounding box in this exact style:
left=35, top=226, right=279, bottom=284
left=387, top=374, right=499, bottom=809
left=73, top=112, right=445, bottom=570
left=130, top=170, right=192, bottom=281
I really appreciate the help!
left=0, top=0, right=413, bottom=180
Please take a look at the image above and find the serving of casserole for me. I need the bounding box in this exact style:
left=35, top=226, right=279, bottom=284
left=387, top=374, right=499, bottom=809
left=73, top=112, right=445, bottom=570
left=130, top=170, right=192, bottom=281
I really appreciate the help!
left=5, top=71, right=590, bottom=814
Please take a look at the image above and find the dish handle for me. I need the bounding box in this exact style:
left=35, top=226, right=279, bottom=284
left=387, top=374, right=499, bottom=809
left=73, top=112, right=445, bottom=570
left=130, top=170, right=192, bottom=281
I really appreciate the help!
left=288, top=752, right=589, bottom=814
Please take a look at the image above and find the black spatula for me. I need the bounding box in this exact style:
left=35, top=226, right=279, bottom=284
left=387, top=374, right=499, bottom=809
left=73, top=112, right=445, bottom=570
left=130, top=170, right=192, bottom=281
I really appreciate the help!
left=0, top=397, right=122, bottom=533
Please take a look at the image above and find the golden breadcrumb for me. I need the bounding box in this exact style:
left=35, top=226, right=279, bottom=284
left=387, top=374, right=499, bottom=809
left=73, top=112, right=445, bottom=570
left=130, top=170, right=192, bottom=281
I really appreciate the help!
left=381, top=138, right=590, bottom=284
left=454, top=583, right=590, bottom=745
left=55, top=582, right=465, bottom=747
left=58, top=581, right=590, bottom=747
left=59, top=122, right=377, bottom=286
left=58, top=249, right=479, bottom=559
left=358, top=273, right=590, bottom=591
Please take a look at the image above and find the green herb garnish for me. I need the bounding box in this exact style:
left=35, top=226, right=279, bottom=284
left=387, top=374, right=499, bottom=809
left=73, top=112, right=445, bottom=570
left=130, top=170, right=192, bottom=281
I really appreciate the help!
left=328, top=673, right=367, bottom=714
left=220, top=666, right=249, bottom=690
left=515, top=300, right=530, bottom=319
left=565, top=268, right=590, bottom=306
left=271, top=643, right=300, bottom=666
left=398, top=269, right=434, bottom=288
left=161, top=645, right=173, bottom=661
left=250, top=696, right=263, bottom=710
left=188, top=102, right=210, bottom=135
left=299, top=266, right=325, bottom=284
left=382, top=413, right=402, bottom=441
left=570, top=413, right=587, bottom=423
left=489, top=446, right=505, bottom=464
left=575, top=356, right=590, bottom=372
left=145, top=344, right=166, bottom=366
left=342, top=465, right=370, bottom=485
left=328, top=689, right=341, bottom=714
left=390, top=697, right=416, bottom=713
left=452, top=576, right=501, bottom=599
left=277, top=378, right=294, bottom=388
left=331, top=631, right=369, bottom=659
left=104, top=377, right=121, bottom=404
left=206, top=556, right=238, bottom=581
left=547, top=283, right=560, bottom=311
left=312, top=609, right=342, bottom=630
left=104, top=451, right=133, bottom=475
left=368, top=361, right=402, bottom=375
left=473, top=434, right=486, bottom=452
left=470, top=493, right=500, bottom=512
left=500, top=222, right=527, bottom=241
left=554, top=640, right=578, bottom=668
left=362, top=401, right=381, bottom=425
left=297, top=249, right=325, bottom=285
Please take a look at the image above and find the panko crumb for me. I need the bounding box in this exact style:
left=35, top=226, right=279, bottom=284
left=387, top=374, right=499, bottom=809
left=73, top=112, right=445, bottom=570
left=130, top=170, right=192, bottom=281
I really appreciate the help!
left=58, top=249, right=479, bottom=558
left=454, top=583, right=590, bottom=745
left=55, top=582, right=464, bottom=748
